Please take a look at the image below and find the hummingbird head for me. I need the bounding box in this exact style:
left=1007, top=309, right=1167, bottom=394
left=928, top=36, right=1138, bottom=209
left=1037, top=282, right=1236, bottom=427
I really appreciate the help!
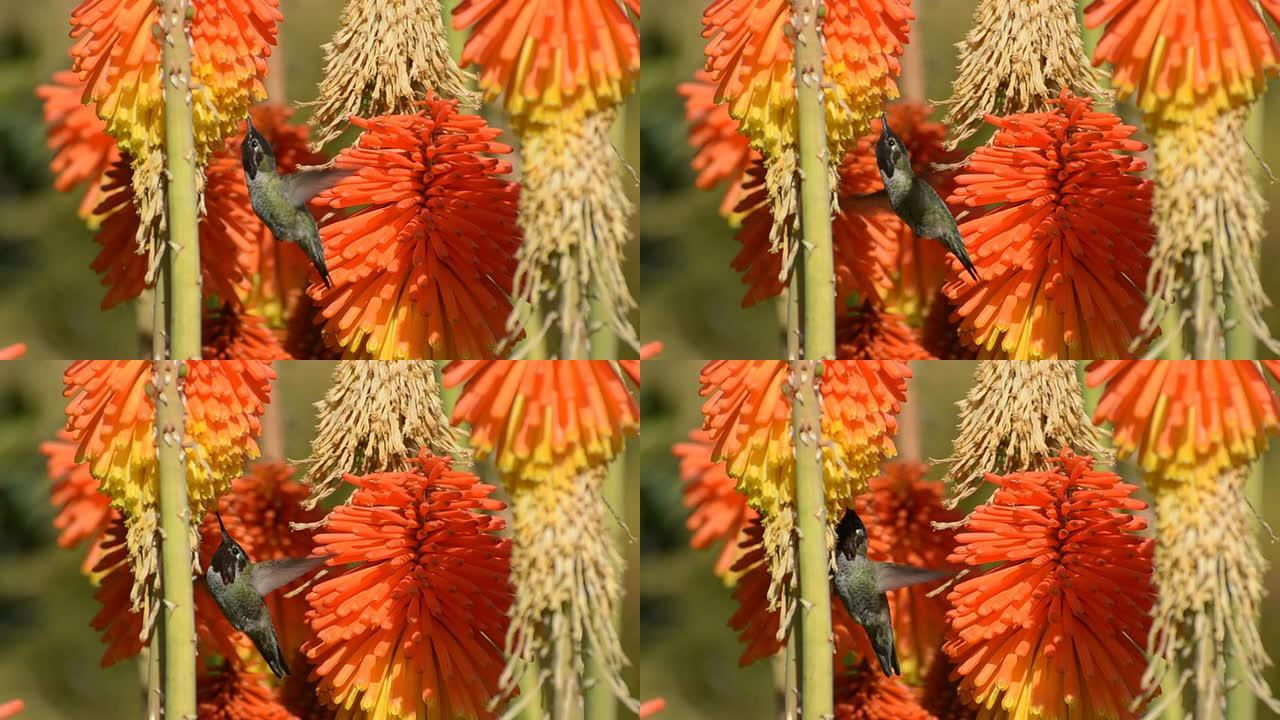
left=211, top=511, right=249, bottom=585
left=835, top=508, right=868, bottom=561
left=240, top=116, right=275, bottom=181
left=874, top=113, right=910, bottom=181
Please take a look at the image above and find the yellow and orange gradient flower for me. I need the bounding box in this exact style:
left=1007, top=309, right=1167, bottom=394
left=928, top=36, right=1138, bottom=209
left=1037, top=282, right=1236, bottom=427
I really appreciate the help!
left=444, top=360, right=641, bottom=492
left=678, top=70, right=758, bottom=219
left=1086, top=360, right=1280, bottom=488
left=41, top=430, right=114, bottom=574
left=310, top=98, right=520, bottom=359
left=943, top=450, right=1154, bottom=720
left=35, top=70, right=120, bottom=222
left=672, top=429, right=758, bottom=578
left=454, top=0, right=640, bottom=128
left=943, top=90, right=1154, bottom=359
left=699, top=360, right=908, bottom=517
left=1086, top=0, right=1280, bottom=127
left=69, top=0, right=281, bottom=166
left=303, top=452, right=511, bottom=720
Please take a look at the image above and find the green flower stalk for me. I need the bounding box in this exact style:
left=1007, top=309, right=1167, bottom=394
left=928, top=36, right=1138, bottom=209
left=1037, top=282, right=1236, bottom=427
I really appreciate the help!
left=154, top=361, right=196, bottom=719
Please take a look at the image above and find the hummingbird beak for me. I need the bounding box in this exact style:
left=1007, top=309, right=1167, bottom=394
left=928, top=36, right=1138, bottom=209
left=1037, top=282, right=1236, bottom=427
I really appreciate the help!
left=215, top=510, right=229, bottom=537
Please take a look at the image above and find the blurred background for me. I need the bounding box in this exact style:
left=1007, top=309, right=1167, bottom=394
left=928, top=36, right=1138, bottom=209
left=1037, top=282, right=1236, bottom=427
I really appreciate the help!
left=637, top=358, right=1280, bottom=717
left=638, top=1, right=1280, bottom=360
left=0, top=1, right=640, bottom=359
left=0, top=360, right=640, bottom=718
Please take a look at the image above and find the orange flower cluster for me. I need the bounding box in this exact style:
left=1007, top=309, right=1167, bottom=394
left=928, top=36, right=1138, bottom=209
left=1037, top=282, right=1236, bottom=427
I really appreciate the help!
left=1087, top=360, right=1280, bottom=488
left=672, top=429, right=757, bottom=577
left=700, top=360, right=908, bottom=515
left=836, top=302, right=933, bottom=361
left=35, top=70, right=120, bottom=222
left=1087, top=0, right=1280, bottom=126
left=944, top=450, right=1155, bottom=720
left=702, top=0, right=913, bottom=157
left=455, top=0, right=640, bottom=127
left=445, top=360, right=641, bottom=492
left=734, top=104, right=960, bottom=318
left=310, top=98, right=520, bottom=359
left=944, top=90, right=1154, bottom=359
left=203, top=304, right=292, bottom=361
left=834, top=661, right=934, bottom=720
left=677, top=71, right=758, bottom=219
left=41, top=430, right=114, bottom=574
left=197, top=661, right=298, bottom=720
left=304, top=452, right=510, bottom=720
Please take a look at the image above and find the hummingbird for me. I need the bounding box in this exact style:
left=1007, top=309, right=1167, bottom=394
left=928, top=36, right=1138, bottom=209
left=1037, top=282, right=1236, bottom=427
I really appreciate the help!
left=205, top=512, right=328, bottom=677
left=832, top=508, right=951, bottom=676
left=241, top=117, right=353, bottom=289
left=872, top=112, right=980, bottom=282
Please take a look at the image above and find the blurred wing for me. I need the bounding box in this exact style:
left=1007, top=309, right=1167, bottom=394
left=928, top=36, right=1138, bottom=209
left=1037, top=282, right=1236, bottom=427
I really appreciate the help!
left=249, top=556, right=329, bottom=596
left=873, top=562, right=951, bottom=594
left=285, top=168, right=356, bottom=208
left=843, top=190, right=888, bottom=214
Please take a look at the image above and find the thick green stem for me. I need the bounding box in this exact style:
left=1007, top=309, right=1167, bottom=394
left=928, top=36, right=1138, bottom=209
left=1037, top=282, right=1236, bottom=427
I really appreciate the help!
left=787, top=268, right=802, bottom=360
left=155, top=361, right=196, bottom=719
left=794, top=0, right=836, bottom=359
left=1161, top=663, right=1184, bottom=720
left=791, top=360, right=833, bottom=720
left=151, top=265, right=169, bottom=360
left=161, top=0, right=203, bottom=359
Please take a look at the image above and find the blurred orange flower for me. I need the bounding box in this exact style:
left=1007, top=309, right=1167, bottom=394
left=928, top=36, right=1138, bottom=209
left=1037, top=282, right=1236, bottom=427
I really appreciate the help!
left=639, top=699, right=666, bottom=719
left=1086, top=0, right=1280, bottom=126
left=455, top=0, right=640, bottom=128
left=197, top=660, right=297, bottom=720
left=0, top=700, right=22, bottom=719
left=944, top=90, right=1154, bottom=359
left=310, top=99, right=520, bottom=359
left=944, top=449, right=1154, bottom=720
left=1086, top=360, right=1280, bottom=488
left=445, top=361, right=641, bottom=492
left=834, top=660, right=934, bottom=720
left=677, top=70, right=758, bottom=219
left=304, top=452, right=510, bottom=720
left=35, top=70, right=120, bottom=222
left=0, top=345, right=25, bottom=360
left=41, top=430, right=114, bottom=574
left=672, top=429, right=757, bottom=577
left=836, top=302, right=934, bottom=361
left=203, top=304, right=292, bottom=361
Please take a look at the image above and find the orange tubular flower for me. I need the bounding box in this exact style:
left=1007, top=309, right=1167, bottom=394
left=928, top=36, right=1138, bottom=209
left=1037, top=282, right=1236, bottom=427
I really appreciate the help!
left=304, top=452, right=511, bottom=720
left=1086, top=0, right=1280, bottom=126
left=310, top=99, right=520, bottom=359
left=0, top=701, right=21, bottom=720
left=35, top=70, right=120, bottom=222
left=702, top=0, right=913, bottom=157
left=0, top=345, right=25, bottom=360
left=454, top=0, right=640, bottom=128
left=41, top=430, right=114, bottom=574
left=638, top=699, right=666, bottom=719
left=203, top=304, right=292, bottom=361
left=1086, top=360, right=1280, bottom=488
left=700, top=360, right=908, bottom=516
left=836, top=302, right=934, bottom=361
left=197, top=661, right=297, bottom=720
left=69, top=0, right=281, bottom=167
left=678, top=70, right=758, bottom=219
left=834, top=661, right=934, bottom=720
left=943, top=90, right=1154, bottom=359
left=944, top=450, right=1155, bottom=720
left=672, top=429, right=758, bottom=578
left=444, top=361, right=641, bottom=492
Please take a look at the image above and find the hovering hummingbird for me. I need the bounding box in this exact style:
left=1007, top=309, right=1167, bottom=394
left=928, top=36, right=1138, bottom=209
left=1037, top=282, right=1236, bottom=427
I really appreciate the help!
left=241, top=117, right=353, bottom=289
left=205, top=512, right=328, bottom=677
left=872, top=113, right=980, bottom=282
left=832, top=508, right=950, bottom=676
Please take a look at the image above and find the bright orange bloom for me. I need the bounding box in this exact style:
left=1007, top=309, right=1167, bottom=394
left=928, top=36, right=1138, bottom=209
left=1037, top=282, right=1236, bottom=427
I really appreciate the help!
left=304, top=452, right=511, bottom=720
left=284, top=297, right=341, bottom=360
left=1086, top=0, right=1280, bottom=126
left=703, top=0, right=913, bottom=158
left=0, top=700, right=22, bottom=719
left=672, top=429, right=758, bottom=577
left=455, top=0, right=640, bottom=128
left=943, top=90, right=1154, bottom=359
left=837, top=302, right=934, bottom=361
left=638, top=699, right=666, bottom=719
left=197, top=661, right=297, bottom=720
left=444, top=361, right=641, bottom=492
left=734, top=104, right=959, bottom=317
left=677, top=70, right=758, bottom=219
left=69, top=0, right=282, bottom=166
left=203, top=304, right=292, bottom=361
left=700, top=360, right=908, bottom=516
left=1086, top=360, right=1280, bottom=488
left=638, top=341, right=663, bottom=361
left=41, top=430, right=114, bottom=573
left=944, top=450, right=1154, bottom=720
left=834, top=660, right=934, bottom=720
left=0, top=345, right=25, bottom=360
left=63, top=361, right=275, bottom=521
left=35, top=70, right=120, bottom=222
left=921, top=289, right=976, bottom=360
left=310, top=98, right=520, bottom=359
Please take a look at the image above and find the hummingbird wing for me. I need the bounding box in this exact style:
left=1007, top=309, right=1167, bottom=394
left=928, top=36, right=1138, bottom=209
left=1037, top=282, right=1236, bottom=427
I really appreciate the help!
left=249, top=556, right=329, bottom=597
left=284, top=168, right=356, bottom=208
left=872, top=562, right=951, bottom=594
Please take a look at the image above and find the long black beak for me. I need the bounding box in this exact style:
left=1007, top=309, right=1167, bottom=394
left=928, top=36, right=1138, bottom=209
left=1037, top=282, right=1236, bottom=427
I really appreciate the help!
left=215, top=510, right=229, bottom=537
